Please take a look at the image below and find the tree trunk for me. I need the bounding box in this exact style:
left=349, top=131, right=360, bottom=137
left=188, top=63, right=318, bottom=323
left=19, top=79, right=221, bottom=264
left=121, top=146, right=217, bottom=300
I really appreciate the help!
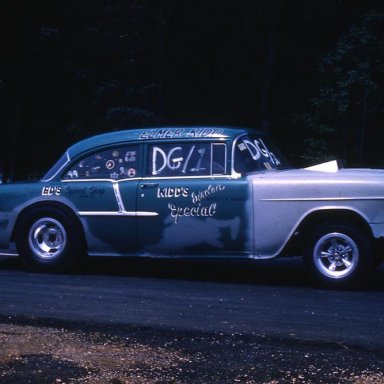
left=9, top=98, right=21, bottom=182
left=259, top=5, right=280, bottom=133
left=359, top=89, right=368, bottom=165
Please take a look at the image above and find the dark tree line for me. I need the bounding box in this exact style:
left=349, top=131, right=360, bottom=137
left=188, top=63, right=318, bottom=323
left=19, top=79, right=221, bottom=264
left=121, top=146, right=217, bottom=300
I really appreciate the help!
left=0, top=0, right=383, bottom=179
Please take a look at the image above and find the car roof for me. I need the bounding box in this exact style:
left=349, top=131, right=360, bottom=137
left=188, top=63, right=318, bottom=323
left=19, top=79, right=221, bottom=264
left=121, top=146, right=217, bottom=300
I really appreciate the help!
left=67, top=126, right=261, bottom=159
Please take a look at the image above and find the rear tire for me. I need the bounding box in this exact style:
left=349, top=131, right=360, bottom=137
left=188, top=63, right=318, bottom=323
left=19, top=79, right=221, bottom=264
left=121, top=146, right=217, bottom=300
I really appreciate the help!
left=304, top=223, right=373, bottom=289
left=16, top=206, right=84, bottom=273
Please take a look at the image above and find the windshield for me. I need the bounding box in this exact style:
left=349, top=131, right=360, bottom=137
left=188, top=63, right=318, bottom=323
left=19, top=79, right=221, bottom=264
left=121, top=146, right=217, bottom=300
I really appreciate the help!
left=41, top=152, right=70, bottom=181
left=234, top=134, right=289, bottom=174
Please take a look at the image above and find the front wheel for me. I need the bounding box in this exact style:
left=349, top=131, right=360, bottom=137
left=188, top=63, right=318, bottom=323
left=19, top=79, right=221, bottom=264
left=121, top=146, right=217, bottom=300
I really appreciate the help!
left=16, top=206, right=84, bottom=273
left=304, top=224, right=373, bottom=288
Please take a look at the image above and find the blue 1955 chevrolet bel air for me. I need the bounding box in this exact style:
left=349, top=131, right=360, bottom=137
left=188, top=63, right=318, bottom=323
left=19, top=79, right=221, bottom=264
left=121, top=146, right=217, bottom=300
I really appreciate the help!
left=1, top=126, right=383, bottom=288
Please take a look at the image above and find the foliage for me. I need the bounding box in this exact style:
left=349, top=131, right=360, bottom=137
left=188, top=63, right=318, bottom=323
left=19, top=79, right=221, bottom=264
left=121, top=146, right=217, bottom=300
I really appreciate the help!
left=0, top=0, right=383, bottom=177
left=303, top=11, right=384, bottom=166
left=295, top=113, right=336, bottom=165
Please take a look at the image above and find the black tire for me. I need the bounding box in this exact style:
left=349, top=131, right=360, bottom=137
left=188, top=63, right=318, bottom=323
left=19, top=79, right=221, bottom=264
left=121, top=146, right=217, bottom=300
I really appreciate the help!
left=15, top=205, right=84, bottom=273
left=304, top=223, right=373, bottom=289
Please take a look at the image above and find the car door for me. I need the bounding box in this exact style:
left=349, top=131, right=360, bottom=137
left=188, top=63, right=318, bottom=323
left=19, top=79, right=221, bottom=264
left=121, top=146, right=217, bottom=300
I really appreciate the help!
left=62, top=144, right=141, bottom=255
left=137, top=140, right=251, bottom=257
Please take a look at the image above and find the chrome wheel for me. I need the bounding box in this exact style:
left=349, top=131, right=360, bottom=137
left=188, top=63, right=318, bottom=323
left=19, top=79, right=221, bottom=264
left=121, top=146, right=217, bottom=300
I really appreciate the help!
left=28, top=217, right=67, bottom=260
left=313, top=232, right=358, bottom=279
left=16, top=206, right=84, bottom=273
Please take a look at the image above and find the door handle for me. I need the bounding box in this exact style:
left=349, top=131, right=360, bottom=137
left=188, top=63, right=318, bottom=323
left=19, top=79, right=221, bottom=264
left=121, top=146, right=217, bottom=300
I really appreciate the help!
left=140, top=183, right=159, bottom=189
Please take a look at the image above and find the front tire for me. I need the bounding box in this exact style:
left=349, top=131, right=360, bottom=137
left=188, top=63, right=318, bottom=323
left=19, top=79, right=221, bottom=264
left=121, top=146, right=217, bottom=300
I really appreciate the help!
left=304, top=223, right=373, bottom=288
left=16, top=206, right=84, bottom=273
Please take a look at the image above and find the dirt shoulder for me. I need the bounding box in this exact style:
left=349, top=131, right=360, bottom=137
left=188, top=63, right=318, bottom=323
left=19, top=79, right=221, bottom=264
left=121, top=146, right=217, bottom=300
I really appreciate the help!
left=0, top=316, right=383, bottom=384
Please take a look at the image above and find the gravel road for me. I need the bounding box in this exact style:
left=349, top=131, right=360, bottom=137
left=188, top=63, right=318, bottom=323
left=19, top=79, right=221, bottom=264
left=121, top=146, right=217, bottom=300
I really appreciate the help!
left=1, top=316, right=384, bottom=384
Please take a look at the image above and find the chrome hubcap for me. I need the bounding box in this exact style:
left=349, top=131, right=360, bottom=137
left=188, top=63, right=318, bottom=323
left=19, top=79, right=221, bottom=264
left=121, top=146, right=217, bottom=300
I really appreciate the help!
left=29, top=218, right=67, bottom=260
left=314, top=232, right=358, bottom=279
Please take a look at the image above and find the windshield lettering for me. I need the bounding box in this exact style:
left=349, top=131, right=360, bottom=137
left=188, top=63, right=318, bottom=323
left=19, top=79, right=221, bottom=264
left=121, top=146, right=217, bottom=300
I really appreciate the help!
left=235, top=135, right=286, bottom=173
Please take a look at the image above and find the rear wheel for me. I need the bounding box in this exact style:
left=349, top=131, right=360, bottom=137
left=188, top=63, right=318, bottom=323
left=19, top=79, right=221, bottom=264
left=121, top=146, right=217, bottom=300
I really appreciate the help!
left=16, top=206, right=84, bottom=273
left=304, top=223, right=373, bottom=288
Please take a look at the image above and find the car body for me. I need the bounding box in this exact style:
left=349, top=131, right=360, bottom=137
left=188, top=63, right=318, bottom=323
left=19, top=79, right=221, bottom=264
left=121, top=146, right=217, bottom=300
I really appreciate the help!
left=0, top=126, right=383, bottom=287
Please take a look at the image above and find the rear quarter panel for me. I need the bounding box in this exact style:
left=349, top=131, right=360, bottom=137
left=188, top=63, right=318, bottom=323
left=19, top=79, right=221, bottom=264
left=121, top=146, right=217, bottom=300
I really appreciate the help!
left=250, top=169, right=384, bottom=258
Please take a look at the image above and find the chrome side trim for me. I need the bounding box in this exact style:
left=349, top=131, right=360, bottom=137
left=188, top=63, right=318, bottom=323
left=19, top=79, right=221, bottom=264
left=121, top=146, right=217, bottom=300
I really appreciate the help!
left=113, top=182, right=125, bottom=212
left=78, top=211, right=158, bottom=217
left=0, top=251, right=19, bottom=257
left=140, top=175, right=234, bottom=181
left=261, top=197, right=384, bottom=202
left=62, top=175, right=234, bottom=183
left=62, top=177, right=141, bottom=183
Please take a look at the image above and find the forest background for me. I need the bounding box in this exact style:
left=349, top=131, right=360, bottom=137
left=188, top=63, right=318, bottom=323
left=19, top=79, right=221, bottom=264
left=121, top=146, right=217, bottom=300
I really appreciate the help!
left=0, top=0, right=383, bottom=180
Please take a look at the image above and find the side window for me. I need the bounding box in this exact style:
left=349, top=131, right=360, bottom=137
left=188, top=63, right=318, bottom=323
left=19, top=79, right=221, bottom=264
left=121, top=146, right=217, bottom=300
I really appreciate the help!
left=63, top=145, right=141, bottom=180
left=148, top=142, right=227, bottom=177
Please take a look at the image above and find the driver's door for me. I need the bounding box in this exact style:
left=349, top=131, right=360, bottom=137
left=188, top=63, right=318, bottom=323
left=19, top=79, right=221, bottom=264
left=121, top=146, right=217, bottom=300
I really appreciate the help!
left=137, top=141, right=251, bottom=257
